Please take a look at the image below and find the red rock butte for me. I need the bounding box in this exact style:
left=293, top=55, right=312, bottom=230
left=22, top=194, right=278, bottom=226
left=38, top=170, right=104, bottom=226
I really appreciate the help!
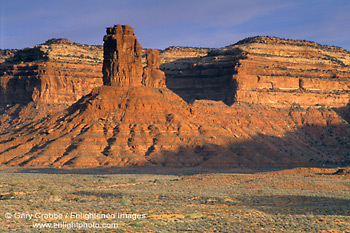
left=0, top=25, right=349, bottom=167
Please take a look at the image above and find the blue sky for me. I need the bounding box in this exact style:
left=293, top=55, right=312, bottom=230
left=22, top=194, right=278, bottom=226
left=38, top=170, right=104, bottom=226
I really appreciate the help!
left=1, top=0, right=350, bottom=50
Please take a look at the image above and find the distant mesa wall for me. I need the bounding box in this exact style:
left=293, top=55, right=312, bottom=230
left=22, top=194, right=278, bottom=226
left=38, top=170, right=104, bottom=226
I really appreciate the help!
left=232, top=48, right=350, bottom=107
left=164, top=38, right=350, bottom=108
left=1, top=34, right=349, bottom=109
left=0, top=39, right=103, bottom=107
left=0, top=62, right=102, bottom=105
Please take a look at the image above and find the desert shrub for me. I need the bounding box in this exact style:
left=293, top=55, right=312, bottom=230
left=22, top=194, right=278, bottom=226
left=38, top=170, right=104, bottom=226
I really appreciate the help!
left=120, top=194, right=130, bottom=205
left=128, top=178, right=137, bottom=183
left=130, top=222, right=143, bottom=228
left=0, top=192, right=15, bottom=200
left=178, top=174, right=184, bottom=178
left=153, top=179, right=160, bottom=183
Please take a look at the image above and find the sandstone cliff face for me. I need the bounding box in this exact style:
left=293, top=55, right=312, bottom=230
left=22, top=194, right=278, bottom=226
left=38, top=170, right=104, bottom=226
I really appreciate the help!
left=0, top=62, right=102, bottom=104
left=0, top=39, right=104, bottom=129
left=164, top=36, right=350, bottom=108
left=0, top=38, right=103, bottom=104
left=2, top=36, right=349, bottom=110
left=102, top=25, right=143, bottom=86
left=231, top=37, right=350, bottom=107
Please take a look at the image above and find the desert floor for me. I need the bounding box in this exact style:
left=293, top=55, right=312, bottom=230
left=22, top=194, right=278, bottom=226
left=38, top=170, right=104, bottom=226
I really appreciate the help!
left=0, top=166, right=349, bottom=232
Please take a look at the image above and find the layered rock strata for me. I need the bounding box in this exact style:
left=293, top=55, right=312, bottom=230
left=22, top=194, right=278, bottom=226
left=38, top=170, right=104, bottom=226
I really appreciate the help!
left=2, top=36, right=349, bottom=110
left=163, top=37, right=350, bottom=107
left=0, top=62, right=102, bottom=104
left=0, top=30, right=349, bottom=168
left=231, top=37, right=350, bottom=107
left=0, top=39, right=104, bottom=130
left=0, top=40, right=103, bottom=105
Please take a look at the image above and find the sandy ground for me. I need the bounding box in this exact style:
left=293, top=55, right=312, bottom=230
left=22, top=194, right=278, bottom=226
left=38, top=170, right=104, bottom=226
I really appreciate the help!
left=0, top=166, right=349, bottom=232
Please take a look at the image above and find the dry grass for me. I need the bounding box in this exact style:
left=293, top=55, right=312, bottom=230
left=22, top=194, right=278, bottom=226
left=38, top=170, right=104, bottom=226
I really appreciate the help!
left=0, top=167, right=349, bottom=232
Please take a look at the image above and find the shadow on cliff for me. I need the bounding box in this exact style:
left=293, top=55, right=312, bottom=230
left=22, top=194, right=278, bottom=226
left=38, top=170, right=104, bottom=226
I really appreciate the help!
left=9, top=100, right=350, bottom=174
left=15, top=120, right=350, bottom=175
left=164, top=74, right=237, bottom=106
left=333, top=101, right=350, bottom=124
left=4, top=47, right=49, bottom=64
left=0, top=62, right=42, bottom=106
left=146, top=119, right=350, bottom=169
left=161, top=48, right=244, bottom=106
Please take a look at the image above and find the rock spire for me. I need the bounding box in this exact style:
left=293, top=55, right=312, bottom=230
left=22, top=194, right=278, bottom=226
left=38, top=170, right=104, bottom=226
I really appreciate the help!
left=102, top=25, right=143, bottom=87
left=142, top=49, right=166, bottom=88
